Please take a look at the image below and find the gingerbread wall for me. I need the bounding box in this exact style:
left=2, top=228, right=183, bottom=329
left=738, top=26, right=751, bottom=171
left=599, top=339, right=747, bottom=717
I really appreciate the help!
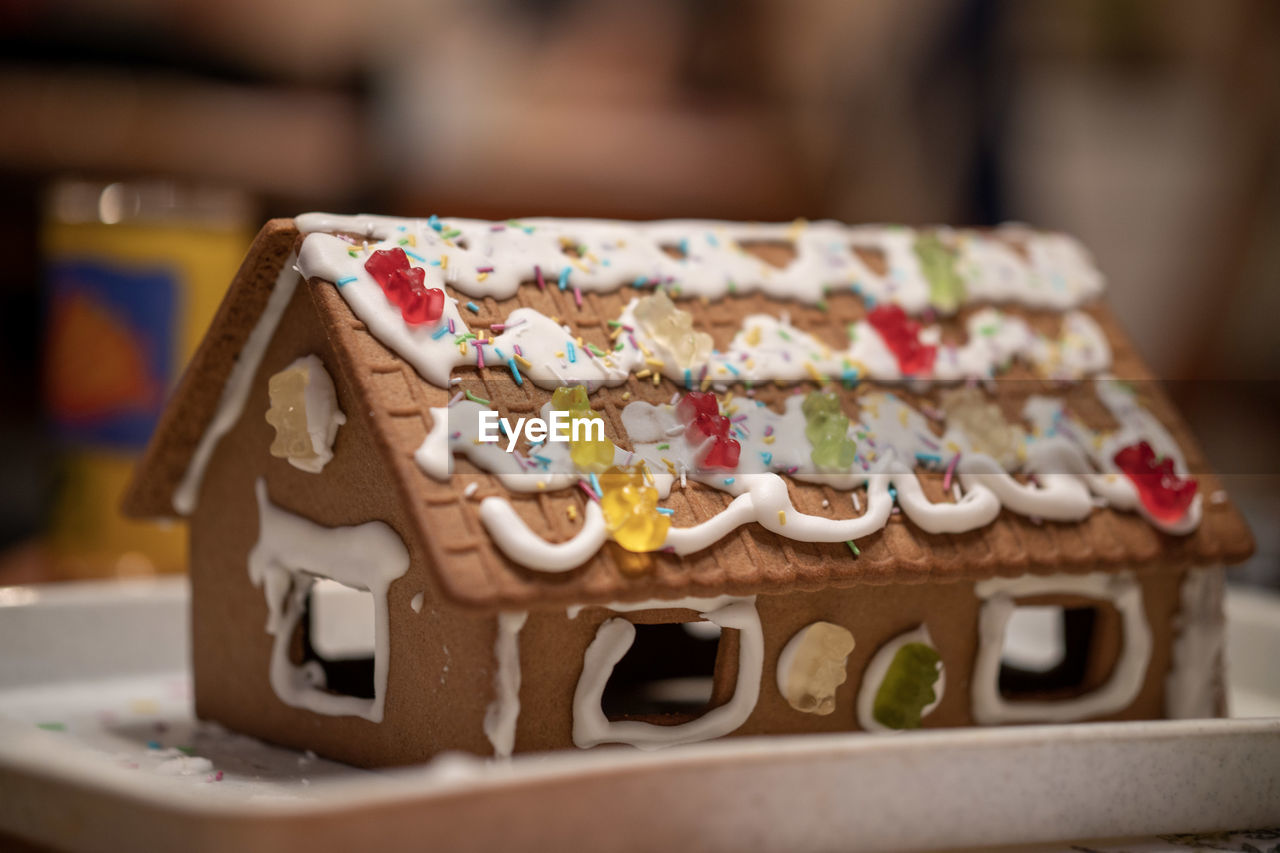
left=187, top=275, right=502, bottom=767
left=509, top=566, right=1190, bottom=754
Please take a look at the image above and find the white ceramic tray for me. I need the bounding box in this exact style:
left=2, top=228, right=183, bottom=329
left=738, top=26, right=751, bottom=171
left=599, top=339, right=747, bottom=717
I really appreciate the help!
left=0, top=578, right=1277, bottom=853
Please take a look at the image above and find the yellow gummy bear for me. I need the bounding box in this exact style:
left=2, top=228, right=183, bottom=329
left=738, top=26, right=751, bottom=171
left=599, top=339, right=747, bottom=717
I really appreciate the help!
left=599, top=463, right=670, bottom=552
left=553, top=384, right=613, bottom=472
left=633, top=290, right=712, bottom=369
left=569, top=415, right=613, bottom=472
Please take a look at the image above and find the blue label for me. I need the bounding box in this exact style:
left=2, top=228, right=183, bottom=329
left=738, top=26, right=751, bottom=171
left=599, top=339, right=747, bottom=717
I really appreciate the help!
left=45, top=258, right=177, bottom=449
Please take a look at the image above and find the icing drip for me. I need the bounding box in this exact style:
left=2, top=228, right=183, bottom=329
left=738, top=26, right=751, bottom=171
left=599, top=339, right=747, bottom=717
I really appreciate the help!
left=1165, top=566, right=1226, bottom=719
left=174, top=254, right=299, bottom=514
left=572, top=596, right=762, bottom=749
left=483, top=611, right=528, bottom=758
left=246, top=479, right=409, bottom=723
left=971, top=571, right=1152, bottom=724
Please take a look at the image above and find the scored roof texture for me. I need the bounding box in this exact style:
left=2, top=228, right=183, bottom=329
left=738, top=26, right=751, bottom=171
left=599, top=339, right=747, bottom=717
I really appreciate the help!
left=128, top=220, right=1255, bottom=611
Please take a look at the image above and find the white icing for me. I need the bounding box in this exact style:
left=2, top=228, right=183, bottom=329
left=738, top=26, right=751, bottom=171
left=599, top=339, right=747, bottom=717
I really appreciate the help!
left=855, top=625, right=945, bottom=733
left=292, top=241, right=1113, bottom=395
left=479, top=498, right=608, bottom=572
left=247, top=478, right=409, bottom=722
left=275, top=354, right=346, bottom=474
left=1165, top=566, right=1226, bottom=719
left=296, top=214, right=1103, bottom=315
left=414, top=407, right=453, bottom=481
left=294, top=214, right=1111, bottom=398
left=572, top=597, right=762, bottom=750
left=971, top=571, right=1152, bottom=724
left=174, top=254, right=299, bottom=514
left=154, top=755, right=214, bottom=776
left=566, top=594, right=746, bottom=620
left=482, top=610, right=527, bottom=758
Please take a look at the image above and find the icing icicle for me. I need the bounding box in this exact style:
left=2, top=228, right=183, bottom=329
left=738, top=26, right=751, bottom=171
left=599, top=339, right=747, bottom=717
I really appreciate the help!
left=247, top=479, right=409, bottom=723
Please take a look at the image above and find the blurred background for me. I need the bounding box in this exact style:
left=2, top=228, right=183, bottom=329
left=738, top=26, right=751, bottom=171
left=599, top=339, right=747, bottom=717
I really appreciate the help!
left=0, top=0, right=1276, bottom=587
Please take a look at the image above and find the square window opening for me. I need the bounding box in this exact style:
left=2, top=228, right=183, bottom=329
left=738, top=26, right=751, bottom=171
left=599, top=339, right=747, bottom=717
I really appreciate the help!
left=602, top=620, right=737, bottom=724
left=289, top=578, right=376, bottom=700
left=998, top=604, right=1104, bottom=700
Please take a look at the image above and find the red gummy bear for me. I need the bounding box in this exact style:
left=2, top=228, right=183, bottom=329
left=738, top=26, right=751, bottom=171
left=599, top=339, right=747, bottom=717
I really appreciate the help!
left=1113, top=441, right=1198, bottom=523
left=675, top=390, right=719, bottom=423
left=364, top=248, right=445, bottom=325
left=675, top=391, right=740, bottom=471
left=867, top=304, right=936, bottom=375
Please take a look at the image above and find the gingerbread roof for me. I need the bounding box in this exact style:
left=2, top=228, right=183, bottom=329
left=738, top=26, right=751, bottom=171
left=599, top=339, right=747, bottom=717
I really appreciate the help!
left=124, top=216, right=1254, bottom=611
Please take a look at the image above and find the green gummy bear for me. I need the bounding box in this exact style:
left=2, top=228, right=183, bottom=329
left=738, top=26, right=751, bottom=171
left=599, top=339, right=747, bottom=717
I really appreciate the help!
left=811, top=434, right=857, bottom=469
left=801, top=391, right=842, bottom=420
left=801, top=392, right=857, bottom=470
left=872, top=642, right=941, bottom=730
left=913, top=234, right=965, bottom=315
left=552, top=384, right=591, bottom=413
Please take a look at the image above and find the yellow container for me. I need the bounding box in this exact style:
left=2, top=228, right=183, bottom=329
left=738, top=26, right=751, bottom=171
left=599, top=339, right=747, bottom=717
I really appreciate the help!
left=42, top=181, right=253, bottom=577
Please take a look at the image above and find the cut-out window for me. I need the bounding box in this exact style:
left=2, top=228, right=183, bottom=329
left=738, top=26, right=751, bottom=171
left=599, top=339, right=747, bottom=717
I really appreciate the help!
left=601, top=621, right=734, bottom=723
left=998, top=605, right=1097, bottom=699
left=739, top=240, right=796, bottom=269
left=296, top=579, right=376, bottom=700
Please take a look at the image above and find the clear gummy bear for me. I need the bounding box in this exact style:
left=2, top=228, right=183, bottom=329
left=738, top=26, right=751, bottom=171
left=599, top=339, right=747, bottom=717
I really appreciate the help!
left=940, top=387, right=1024, bottom=467
left=780, top=621, right=856, bottom=715
left=632, top=290, right=712, bottom=369
left=265, top=366, right=314, bottom=463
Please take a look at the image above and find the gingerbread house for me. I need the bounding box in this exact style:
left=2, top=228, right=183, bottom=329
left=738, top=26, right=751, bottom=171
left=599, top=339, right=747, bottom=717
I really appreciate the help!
left=123, top=214, right=1254, bottom=766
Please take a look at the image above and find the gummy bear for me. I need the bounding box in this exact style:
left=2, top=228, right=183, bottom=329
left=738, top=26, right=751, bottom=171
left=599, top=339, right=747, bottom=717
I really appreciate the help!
left=867, top=304, right=936, bottom=376
left=633, top=290, right=712, bottom=369
left=801, top=392, right=857, bottom=470
left=1113, top=441, right=1198, bottom=523
left=265, top=366, right=315, bottom=463
left=940, top=387, right=1024, bottom=468
left=552, top=384, right=613, bottom=472
left=779, top=621, right=856, bottom=715
left=599, top=463, right=670, bottom=552
left=675, top=391, right=740, bottom=471
left=913, top=233, right=966, bottom=315
left=364, top=248, right=445, bottom=325
left=872, top=642, right=941, bottom=730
